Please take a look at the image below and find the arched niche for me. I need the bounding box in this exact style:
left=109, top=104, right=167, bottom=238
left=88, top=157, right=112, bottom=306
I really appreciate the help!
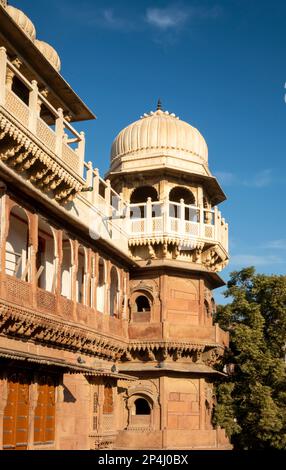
left=169, top=186, right=197, bottom=221
left=109, top=266, right=120, bottom=317
left=130, top=291, right=153, bottom=322
left=61, top=234, right=72, bottom=299
left=96, top=257, right=106, bottom=313
left=6, top=205, right=30, bottom=281
left=128, top=393, right=154, bottom=429
left=37, top=217, right=56, bottom=292
left=76, top=245, right=87, bottom=304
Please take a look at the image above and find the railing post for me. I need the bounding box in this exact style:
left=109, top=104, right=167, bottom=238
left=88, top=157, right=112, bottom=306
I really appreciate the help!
left=180, top=199, right=185, bottom=237
left=164, top=198, right=169, bottom=233
left=146, top=197, right=152, bottom=235
left=77, top=131, right=85, bottom=177
left=0, top=47, right=7, bottom=106
left=105, top=179, right=111, bottom=206
left=55, top=108, right=64, bottom=158
left=199, top=205, right=204, bottom=238
left=86, top=161, right=93, bottom=202
left=214, top=206, right=219, bottom=241
left=28, top=80, right=38, bottom=133
left=92, top=168, right=99, bottom=204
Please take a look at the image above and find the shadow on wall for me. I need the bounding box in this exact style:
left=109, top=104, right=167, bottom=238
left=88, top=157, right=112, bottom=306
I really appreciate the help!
left=63, top=385, right=77, bottom=403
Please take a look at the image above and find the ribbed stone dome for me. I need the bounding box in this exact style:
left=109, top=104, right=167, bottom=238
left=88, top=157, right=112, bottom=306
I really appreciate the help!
left=7, top=5, right=36, bottom=41
left=111, top=109, right=208, bottom=168
left=34, top=40, right=61, bottom=72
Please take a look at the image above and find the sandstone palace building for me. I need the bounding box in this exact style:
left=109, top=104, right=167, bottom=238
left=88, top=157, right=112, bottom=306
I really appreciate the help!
left=0, top=1, right=231, bottom=450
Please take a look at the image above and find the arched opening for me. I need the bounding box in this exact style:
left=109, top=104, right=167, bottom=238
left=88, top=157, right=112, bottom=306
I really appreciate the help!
left=130, top=186, right=159, bottom=219
left=96, top=258, right=105, bottom=313
left=135, top=295, right=151, bottom=312
left=211, top=298, right=216, bottom=316
left=6, top=205, right=29, bottom=281
left=103, top=384, right=113, bottom=414
left=135, top=398, right=151, bottom=415
left=169, top=186, right=197, bottom=220
left=76, top=245, right=86, bottom=304
left=204, top=300, right=210, bottom=317
left=109, top=266, right=119, bottom=317
left=37, top=218, right=55, bottom=292
left=130, top=186, right=158, bottom=204
left=61, top=234, right=72, bottom=299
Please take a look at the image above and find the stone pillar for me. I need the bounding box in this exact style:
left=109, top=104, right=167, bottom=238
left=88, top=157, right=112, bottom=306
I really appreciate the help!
left=55, top=108, right=64, bottom=158
left=86, top=161, right=93, bottom=203
left=77, top=131, right=85, bottom=177
left=28, top=80, right=39, bottom=133
left=29, top=212, right=38, bottom=308
left=146, top=197, right=152, bottom=235
left=92, top=168, right=100, bottom=204
left=0, top=191, right=8, bottom=275
left=72, top=239, right=78, bottom=321
left=0, top=47, right=7, bottom=105
left=105, top=179, right=111, bottom=207
left=179, top=198, right=185, bottom=236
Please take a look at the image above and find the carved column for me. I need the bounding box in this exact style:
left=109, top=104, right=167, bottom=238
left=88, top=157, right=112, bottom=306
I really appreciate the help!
left=92, top=169, right=100, bottom=204
left=77, top=132, right=85, bottom=178
left=29, top=212, right=38, bottom=308
left=55, top=108, right=64, bottom=158
left=72, top=239, right=78, bottom=321
left=28, top=80, right=39, bottom=133
left=0, top=47, right=7, bottom=105
left=0, top=191, right=8, bottom=275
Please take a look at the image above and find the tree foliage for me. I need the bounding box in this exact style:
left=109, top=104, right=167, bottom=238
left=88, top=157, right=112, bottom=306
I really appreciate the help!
left=213, top=267, right=286, bottom=449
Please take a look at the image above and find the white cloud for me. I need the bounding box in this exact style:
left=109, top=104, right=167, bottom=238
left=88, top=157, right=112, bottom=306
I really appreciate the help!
left=214, top=169, right=273, bottom=188
left=214, top=171, right=236, bottom=186
left=244, top=169, right=273, bottom=188
left=230, top=254, right=283, bottom=267
left=146, top=6, right=189, bottom=30
left=101, top=8, right=134, bottom=31
left=145, top=4, right=223, bottom=31
left=262, top=239, right=286, bottom=250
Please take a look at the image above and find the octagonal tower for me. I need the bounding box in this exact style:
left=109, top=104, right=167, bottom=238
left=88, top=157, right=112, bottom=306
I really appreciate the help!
left=106, top=103, right=231, bottom=449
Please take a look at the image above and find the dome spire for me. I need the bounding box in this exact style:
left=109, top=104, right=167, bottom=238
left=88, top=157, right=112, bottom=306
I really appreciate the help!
left=157, top=98, right=163, bottom=111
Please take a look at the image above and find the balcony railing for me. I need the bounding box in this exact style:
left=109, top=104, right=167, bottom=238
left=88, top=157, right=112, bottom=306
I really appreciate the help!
left=0, top=48, right=85, bottom=177
left=128, top=199, right=228, bottom=252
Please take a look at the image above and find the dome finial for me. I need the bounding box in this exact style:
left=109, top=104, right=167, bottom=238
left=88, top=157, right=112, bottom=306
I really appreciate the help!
left=157, top=98, right=163, bottom=111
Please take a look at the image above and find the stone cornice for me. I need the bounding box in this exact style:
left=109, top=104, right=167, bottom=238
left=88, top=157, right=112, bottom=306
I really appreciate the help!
left=0, top=301, right=127, bottom=361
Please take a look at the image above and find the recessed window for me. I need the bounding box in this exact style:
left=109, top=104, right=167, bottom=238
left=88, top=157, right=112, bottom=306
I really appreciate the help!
left=135, top=398, right=150, bottom=415
left=135, top=295, right=151, bottom=312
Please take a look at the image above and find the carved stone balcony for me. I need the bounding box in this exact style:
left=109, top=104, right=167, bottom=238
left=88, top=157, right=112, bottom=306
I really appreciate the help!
left=0, top=48, right=86, bottom=203
left=128, top=199, right=229, bottom=270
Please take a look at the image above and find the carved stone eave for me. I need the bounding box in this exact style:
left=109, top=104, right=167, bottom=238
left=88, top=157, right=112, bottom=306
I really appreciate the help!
left=129, top=236, right=205, bottom=249
left=0, top=110, right=83, bottom=203
left=0, top=301, right=127, bottom=360
left=118, top=362, right=226, bottom=376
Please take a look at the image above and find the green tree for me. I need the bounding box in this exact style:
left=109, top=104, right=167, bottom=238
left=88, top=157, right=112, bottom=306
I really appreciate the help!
left=213, top=267, right=286, bottom=449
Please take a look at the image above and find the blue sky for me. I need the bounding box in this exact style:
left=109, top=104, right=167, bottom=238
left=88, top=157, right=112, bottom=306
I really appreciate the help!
left=13, top=0, right=286, bottom=302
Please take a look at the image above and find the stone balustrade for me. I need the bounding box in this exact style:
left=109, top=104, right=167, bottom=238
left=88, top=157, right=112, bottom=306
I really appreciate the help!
left=128, top=199, right=229, bottom=254
left=0, top=48, right=85, bottom=177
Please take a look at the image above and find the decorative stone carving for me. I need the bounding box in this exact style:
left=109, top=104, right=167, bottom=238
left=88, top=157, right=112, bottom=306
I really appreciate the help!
left=0, top=115, right=83, bottom=203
